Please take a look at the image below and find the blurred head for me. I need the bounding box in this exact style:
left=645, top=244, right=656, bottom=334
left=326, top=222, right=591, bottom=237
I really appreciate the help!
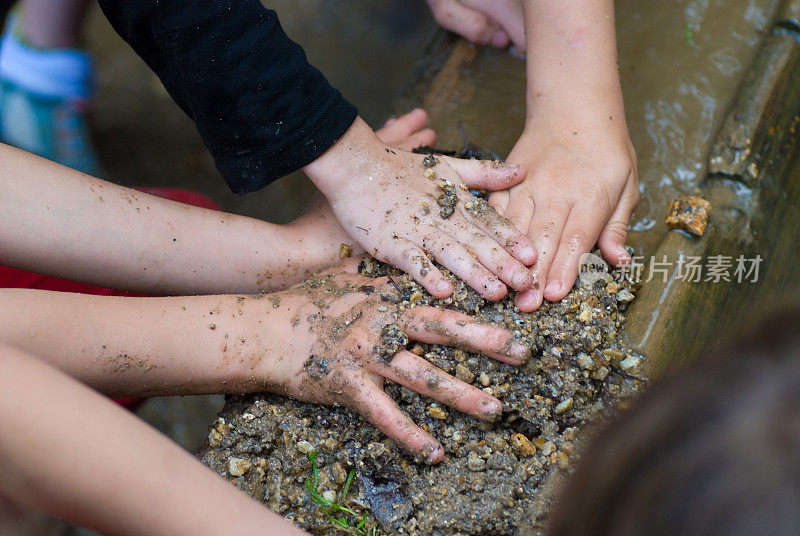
left=548, top=309, right=800, bottom=536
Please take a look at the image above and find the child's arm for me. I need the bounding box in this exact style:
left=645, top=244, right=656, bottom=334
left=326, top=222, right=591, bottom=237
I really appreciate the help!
left=0, top=344, right=310, bottom=536
left=488, top=0, right=639, bottom=311
left=0, top=143, right=342, bottom=294
left=0, top=259, right=528, bottom=463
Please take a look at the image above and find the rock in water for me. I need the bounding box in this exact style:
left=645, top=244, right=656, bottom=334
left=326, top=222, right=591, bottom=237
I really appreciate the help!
left=665, top=196, right=712, bottom=236
left=198, top=257, right=645, bottom=535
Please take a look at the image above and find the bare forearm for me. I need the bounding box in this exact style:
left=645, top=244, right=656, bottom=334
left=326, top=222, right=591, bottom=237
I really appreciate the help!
left=523, top=0, right=624, bottom=118
left=0, top=346, right=307, bottom=536
left=0, top=144, right=330, bottom=294
left=0, top=289, right=287, bottom=397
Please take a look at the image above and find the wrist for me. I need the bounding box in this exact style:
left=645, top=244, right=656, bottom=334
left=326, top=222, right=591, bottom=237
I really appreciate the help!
left=524, top=89, right=628, bottom=137
left=302, top=116, right=386, bottom=199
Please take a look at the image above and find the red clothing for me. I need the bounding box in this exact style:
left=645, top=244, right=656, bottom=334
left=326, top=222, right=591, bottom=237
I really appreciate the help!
left=0, top=187, right=220, bottom=410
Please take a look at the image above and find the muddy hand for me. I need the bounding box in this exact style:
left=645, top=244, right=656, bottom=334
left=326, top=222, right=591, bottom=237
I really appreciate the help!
left=304, top=117, right=537, bottom=301
left=426, top=0, right=525, bottom=49
left=289, top=109, right=438, bottom=266
left=268, top=259, right=530, bottom=463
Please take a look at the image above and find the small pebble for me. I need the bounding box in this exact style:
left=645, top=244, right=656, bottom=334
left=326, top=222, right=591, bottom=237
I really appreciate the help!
left=228, top=457, right=252, bottom=477
left=620, top=355, right=641, bottom=371
left=455, top=363, right=475, bottom=383
left=577, top=353, right=594, bottom=369
left=297, top=440, right=315, bottom=454
left=616, top=289, right=635, bottom=303
left=478, top=372, right=491, bottom=387
left=428, top=406, right=448, bottom=420
left=208, top=429, right=223, bottom=448
left=322, top=490, right=336, bottom=503
left=467, top=451, right=486, bottom=471
left=330, top=462, right=347, bottom=484
left=509, top=433, right=536, bottom=457
left=554, top=397, right=574, bottom=414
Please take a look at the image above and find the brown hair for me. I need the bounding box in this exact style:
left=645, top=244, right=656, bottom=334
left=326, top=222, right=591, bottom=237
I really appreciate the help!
left=547, top=309, right=800, bottom=536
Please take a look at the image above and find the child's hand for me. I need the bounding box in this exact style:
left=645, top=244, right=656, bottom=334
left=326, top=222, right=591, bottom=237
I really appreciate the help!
left=304, top=117, right=537, bottom=301
left=288, top=109, right=438, bottom=272
left=265, top=258, right=530, bottom=463
left=489, top=112, right=638, bottom=311
left=426, top=0, right=525, bottom=49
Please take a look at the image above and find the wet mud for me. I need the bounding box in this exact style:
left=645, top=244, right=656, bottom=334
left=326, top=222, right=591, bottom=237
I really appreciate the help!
left=198, top=258, right=645, bottom=535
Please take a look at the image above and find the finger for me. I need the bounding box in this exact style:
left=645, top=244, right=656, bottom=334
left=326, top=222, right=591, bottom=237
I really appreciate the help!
left=487, top=189, right=510, bottom=215
left=457, top=195, right=537, bottom=266
left=464, top=0, right=525, bottom=49
left=380, top=238, right=454, bottom=299
left=515, top=196, right=570, bottom=311
left=489, top=30, right=510, bottom=48
left=400, top=306, right=530, bottom=363
left=393, top=129, right=437, bottom=151
left=544, top=200, right=610, bottom=302
left=375, top=108, right=429, bottom=144
left=421, top=231, right=507, bottom=300
left=447, top=219, right=533, bottom=291
left=371, top=350, right=503, bottom=422
left=350, top=378, right=443, bottom=463
left=597, top=179, right=639, bottom=267
left=440, top=156, right=525, bottom=190
left=490, top=185, right=534, bottom=238
left=427, top=0, right=498, bottom=45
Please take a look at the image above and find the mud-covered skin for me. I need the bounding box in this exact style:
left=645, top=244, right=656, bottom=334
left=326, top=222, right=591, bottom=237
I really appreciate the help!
left=199, top=257, right=644, bottom=535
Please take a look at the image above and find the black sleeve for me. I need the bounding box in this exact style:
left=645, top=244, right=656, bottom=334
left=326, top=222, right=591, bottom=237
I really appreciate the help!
left=97, top=0, right=358, bottom=194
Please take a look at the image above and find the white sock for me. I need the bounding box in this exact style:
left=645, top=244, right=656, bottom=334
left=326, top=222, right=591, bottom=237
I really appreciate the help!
left=0, top=16, right=92, bottom=100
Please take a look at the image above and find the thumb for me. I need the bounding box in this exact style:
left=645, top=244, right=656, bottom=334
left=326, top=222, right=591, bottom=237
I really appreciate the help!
left=596, top=181, right=639, bottom=267
left=442, top=156, right=526, bottom=190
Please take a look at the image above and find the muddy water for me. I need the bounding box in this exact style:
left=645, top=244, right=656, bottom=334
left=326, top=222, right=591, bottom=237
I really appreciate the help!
left=425, top=0, right=781, bottom=257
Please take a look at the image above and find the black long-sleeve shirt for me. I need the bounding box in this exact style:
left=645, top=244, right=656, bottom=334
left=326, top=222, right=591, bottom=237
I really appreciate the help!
left=98, top=0, right=358, bottom=194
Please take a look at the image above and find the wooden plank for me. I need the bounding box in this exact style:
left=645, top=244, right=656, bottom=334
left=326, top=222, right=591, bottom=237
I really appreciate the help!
left=626, top=17, right=800, bottom=376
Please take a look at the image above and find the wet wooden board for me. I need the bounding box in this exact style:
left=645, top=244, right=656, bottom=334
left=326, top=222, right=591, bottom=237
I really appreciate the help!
left=626, top=1, right=800, bottom=375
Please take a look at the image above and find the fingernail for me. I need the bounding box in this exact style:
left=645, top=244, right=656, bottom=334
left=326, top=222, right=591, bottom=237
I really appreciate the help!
left=509, top=341, right=531, bottom=360
left=512, top=242, right=537, bottom=265
left=427, top=445, right=444, bottom=464
left=435, top=279, right=452, bottom=295
left=478, top=397, right=502, bottom=419
left=491, top=30, right=508, bottom=48
left=485, top=281, right=507, bottom=300
left=545, top=280, right=562, bottom=297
